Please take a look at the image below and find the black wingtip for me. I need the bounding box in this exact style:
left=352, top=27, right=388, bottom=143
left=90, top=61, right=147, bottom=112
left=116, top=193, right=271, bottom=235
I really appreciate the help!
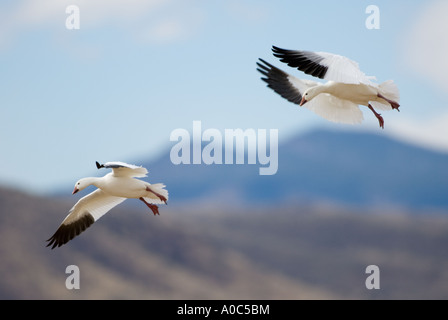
left=272, top=45, right=285, bottom=54
left=257, top=58, right=269, bottom=66
left=46, top=214, right=95, bottom=250
left=96, top=161, right=104, bottom=169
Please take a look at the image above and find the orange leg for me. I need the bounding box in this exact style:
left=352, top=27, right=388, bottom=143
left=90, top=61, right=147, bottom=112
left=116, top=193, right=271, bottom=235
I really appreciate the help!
left=368, top=104, right=384, bottom=129
left=139, top=197, right=159, bottom=215
left=377, top=93, right=400, bottom=111
left=145, top=186, right=167, bottom=204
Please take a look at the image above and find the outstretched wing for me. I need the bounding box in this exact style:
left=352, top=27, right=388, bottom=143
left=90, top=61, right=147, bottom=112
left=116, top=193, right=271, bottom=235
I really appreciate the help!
left=272, top=46, right=376, bottom=85
left=257, top=58, right=364, bottom=125
left=257, top=58, right=320, bottom=105
left=96, top=161, right=148, bottom=178
left=304, top=93, right=364, bottom=125
left=46, top=189, right=126, bottom=249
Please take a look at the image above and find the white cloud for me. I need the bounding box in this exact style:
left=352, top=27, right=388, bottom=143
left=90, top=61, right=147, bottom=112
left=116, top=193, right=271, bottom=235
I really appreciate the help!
left=402, top=0, right=448, bottom=94
left=136, top=8, right=205, bottom=44
left=386, top=113, right=448, bottom=153
left=5, top=0, right=166, bottom=25
left=0, top=0, right=203, bottom=48
left=396, top=1, right=448, bottom=153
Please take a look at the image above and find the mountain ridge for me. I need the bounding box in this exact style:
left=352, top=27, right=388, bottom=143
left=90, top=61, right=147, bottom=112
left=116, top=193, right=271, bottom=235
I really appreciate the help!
left=139, top=128, right=448, bottom=210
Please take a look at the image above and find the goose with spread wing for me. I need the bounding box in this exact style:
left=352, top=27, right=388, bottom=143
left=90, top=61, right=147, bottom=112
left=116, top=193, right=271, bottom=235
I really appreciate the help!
left=46, top=161, right=168, bottom=249
left=257, top=46, right=400, bottom=128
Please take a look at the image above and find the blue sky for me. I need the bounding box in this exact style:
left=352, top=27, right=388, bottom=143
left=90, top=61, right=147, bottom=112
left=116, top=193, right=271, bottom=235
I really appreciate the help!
left=1, top=0, right=447, bottom=194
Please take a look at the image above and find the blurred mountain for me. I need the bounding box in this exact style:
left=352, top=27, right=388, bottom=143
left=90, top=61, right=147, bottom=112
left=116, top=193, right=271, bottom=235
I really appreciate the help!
left=0, top=186, right=332, bottom=299
left=143, top=129, right=448, bottom=210
left=2, top=185, right=448, bottom=299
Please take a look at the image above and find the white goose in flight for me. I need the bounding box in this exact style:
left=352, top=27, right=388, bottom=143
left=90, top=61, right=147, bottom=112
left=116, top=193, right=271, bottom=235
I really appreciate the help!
left=257, top=46, right=400, bottom=128
left=46, top=161, right=168, bottom=249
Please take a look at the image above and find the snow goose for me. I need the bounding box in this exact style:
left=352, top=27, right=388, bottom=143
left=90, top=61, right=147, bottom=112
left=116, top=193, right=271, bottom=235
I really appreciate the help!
left=257, top=46, right=400, bottom=128
left=46, top=161, right=168, bottom=249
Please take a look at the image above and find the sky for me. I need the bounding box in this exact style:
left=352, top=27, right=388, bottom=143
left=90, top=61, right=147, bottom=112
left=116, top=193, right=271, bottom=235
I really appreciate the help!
left=1, top=0, right=447, bottom=194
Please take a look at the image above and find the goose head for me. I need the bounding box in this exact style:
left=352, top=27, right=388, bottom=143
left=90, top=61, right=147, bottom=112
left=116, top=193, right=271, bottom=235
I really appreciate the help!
left=72, top=177, right=96, bottom=194
left=300, top=87, right=321, bottom=106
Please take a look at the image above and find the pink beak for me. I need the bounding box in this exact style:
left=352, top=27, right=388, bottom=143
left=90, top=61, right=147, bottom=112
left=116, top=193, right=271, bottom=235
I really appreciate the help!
left=72, top=187, right=79, bottom=195
left=300, top=97, right=307, bottom=106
